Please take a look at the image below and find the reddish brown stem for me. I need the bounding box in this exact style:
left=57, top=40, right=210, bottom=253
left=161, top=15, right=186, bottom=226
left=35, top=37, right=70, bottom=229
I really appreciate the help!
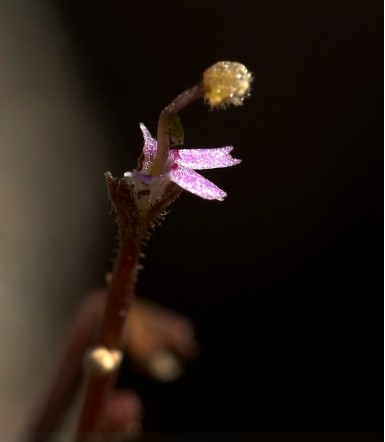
left=99, top=241, right=140, bottom=349
left=76, top=239, right=140, bottom=434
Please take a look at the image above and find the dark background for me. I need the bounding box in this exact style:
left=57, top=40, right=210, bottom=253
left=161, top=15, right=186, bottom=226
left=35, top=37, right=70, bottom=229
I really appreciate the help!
left=55, top=0, right=382, bottom=432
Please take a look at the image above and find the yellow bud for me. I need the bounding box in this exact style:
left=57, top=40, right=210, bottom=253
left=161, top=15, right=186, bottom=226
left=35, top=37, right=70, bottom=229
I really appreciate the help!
left=203, top=61, right=252, bottom=109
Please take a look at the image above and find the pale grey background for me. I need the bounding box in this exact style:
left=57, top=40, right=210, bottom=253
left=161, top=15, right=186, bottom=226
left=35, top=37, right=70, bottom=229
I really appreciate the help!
left=0, top=1, right=109, bottom=433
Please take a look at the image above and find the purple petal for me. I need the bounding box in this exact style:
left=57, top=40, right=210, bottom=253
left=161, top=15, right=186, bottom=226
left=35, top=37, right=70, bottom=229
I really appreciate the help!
left=173, top=146, right=241, bottom=170
left=139, top=123, right=157, bottom=173
left=169, top=165, right=227, bottom=201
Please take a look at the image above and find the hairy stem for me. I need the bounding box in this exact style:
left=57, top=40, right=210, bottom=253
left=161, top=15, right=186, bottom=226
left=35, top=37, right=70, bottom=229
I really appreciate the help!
left=76, top=239, right=140, bottom=435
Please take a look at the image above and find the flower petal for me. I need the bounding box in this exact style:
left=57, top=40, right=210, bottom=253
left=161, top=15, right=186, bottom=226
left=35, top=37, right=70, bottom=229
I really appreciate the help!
left=139, top=123, right=157, bottom=173
left=169, top=165, right=227, bottom=201
left=173, top=146, right=241, bottom=170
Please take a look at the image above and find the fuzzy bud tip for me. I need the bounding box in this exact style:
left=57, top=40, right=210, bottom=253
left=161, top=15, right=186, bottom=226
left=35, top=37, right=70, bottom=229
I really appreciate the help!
left=203, top=61, right=252, bottom=109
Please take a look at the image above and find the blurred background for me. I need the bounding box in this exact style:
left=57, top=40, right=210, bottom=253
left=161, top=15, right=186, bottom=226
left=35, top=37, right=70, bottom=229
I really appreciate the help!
left=0, top=0, right=382, bottom=435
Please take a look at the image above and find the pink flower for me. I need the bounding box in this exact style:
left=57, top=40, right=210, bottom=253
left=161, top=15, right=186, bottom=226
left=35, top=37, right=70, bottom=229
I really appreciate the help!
left=124, top=124, right=241, bottom=202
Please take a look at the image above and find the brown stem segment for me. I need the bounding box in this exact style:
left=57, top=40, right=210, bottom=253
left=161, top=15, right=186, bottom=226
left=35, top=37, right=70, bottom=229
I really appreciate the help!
left=76, top=239, right=140, bottom=434
left=99, top=240, right=140, bottom=349
left=150, top=82, right=203, bottom=176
